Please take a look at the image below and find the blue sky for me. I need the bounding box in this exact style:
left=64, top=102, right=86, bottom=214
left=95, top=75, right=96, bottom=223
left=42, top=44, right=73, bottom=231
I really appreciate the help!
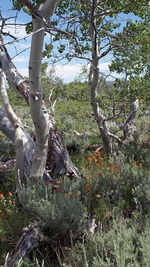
left=0, top=0, right=138, bottom=83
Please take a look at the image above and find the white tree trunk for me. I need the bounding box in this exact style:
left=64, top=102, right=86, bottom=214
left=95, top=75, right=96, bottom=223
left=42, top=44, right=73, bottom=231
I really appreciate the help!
left=28, top=0, right=60, bottom=180
left=0, top=72, right=24, bottom=191
left=0, top=11, right=80, bottom=180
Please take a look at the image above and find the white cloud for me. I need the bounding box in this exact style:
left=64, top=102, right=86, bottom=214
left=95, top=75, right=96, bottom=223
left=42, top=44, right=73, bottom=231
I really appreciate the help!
left=47, top=63, right=110, bottom=82
left=54, top=64, right=83, bottom=79
left=18, top=68, right=29, bottom=78
left=99, top=62, right=110, bottom=70
left=18, top=62, right=111, bottom=82
left=13, top=55, right=29, bottom=63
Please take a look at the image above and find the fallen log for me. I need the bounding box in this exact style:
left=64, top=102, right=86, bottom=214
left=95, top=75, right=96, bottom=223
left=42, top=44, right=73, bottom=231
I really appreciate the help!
left=4, top=224, right=40, bottom=267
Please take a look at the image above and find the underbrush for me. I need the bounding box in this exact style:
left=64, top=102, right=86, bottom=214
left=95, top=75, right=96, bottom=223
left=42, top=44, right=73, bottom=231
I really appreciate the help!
left=0, top=105, right=150, bottom=266
left=0, top=144, right=149, bottom=266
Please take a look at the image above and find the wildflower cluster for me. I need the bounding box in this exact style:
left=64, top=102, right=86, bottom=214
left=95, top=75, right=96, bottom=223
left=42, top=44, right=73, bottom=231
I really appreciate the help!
left=0, top=192, right=14, bottom=222
left=83, top=151, right=118, bottom=179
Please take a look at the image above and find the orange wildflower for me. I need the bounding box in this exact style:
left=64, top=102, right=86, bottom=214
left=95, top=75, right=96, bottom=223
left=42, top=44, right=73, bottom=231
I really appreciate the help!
left=0, top=194, right=4, bottom=198
left=101, top=162, right=104, bottom=165
left=84, top=185, right=90, bottom=190
left=139, top=163, right=142, bottom=166
left=83, top=165, right=85, bottom=168
left=93, top=156, right=96, bottom=159
left=7, top=192, right=12, bottom=196
left=88, top=157, right=92, bottom=161
left=97, top=163, right=100, bottom=166
left=84, top=207, right=87, bottom=210
left=0, top=135, right=2, bottom=138
left=132, top=160, right=134, bottom=163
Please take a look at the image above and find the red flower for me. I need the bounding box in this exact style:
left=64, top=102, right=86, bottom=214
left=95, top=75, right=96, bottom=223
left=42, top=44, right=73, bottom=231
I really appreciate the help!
left=84, top=207, right=87, bottom=210
left=57, top=189, right=60, bottom=193
left=58, top=182, right=62, bottom=186
left=0, top=135, right=2, bottom=139
left=84, top=185, right=90, bottom=190
left=7, top=192, right=12, bottom=196
left=45, top=182, right=49, bottom=186
left=66, top=193, right=70, bottom=197
left=74, top=194, right=78, bottom=198
left=52, top=181, right=56, bottom=185
left=0, top=194, right=4, bottom=198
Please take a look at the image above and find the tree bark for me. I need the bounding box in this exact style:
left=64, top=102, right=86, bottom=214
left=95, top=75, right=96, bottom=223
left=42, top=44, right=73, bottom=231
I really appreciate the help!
left=5, top=224, right=40, bottom=267
left=0, top=72, right=24, bottom=190
left=89, top=0, right=112, bottom=155
left=0, top=33, right=80, bottom=179
left=124, top=99, right=139, bottom=140
left=0, top=105, right=14, bottom=142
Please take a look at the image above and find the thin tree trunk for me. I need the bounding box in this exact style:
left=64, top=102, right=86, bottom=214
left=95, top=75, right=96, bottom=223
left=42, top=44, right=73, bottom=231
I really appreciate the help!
left=89, top=0, right=112, bottom=155
left=0, top=72, right=24, bottom=190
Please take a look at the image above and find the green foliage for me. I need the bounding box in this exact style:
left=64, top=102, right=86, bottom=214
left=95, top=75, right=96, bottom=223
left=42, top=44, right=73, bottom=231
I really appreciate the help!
left=0, top=192, right=31, bottom=265
left=64, top=216, right=150, bottom=267
left=0, top=137, right=15, bottom=158
left=0, top=83, right=26, bottom=107
left=65, top=81, right=90, bottom=101
left=19, top=180, right=87, bottom=240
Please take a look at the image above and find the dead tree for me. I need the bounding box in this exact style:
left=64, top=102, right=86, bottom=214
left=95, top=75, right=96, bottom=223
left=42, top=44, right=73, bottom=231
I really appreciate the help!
left=124, top=99, right=139, bottom=140
left=0, top=35, right=81, bottom=179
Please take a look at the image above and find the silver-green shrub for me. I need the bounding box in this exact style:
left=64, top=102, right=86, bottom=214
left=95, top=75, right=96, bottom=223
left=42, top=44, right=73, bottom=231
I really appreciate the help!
left=19, top=180, right=87, bottom=240
left=64, top=217, right=150, bottom=267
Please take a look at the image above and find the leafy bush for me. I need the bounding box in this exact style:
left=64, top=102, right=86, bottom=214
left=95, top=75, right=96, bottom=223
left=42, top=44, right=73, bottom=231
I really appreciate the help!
left=19, top=180, right=87, bottom=240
